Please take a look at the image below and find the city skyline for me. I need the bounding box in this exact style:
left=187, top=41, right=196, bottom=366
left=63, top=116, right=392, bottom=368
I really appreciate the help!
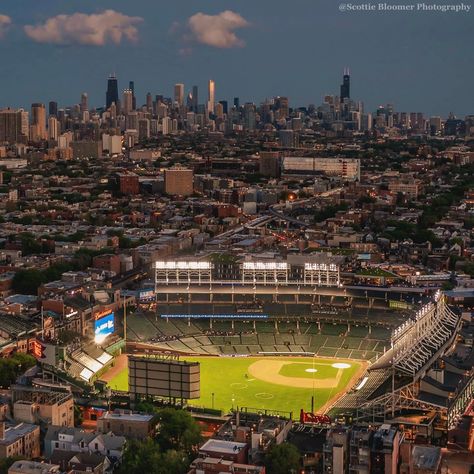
left=0, top=71, right=469, bottom=119
left=0, top=0, right=472, bottom=116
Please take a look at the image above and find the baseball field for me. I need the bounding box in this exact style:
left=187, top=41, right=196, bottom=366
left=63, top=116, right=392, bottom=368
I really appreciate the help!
left=104, top=355, right=365, bottom=414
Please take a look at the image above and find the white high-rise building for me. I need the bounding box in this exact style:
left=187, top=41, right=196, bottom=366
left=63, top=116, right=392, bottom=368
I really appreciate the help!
left=207, top=79, right=215, bottom=114
left=162, top=116, right=172, bottom=135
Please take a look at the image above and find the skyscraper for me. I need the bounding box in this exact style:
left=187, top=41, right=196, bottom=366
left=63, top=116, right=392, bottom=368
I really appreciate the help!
left=106, top=74, right=119, bottom=109
left=219, top=100, right=228, bottom=115
left=129, top=81, right=136, bottom=110
left=0, top=108, right=29, bottom=144
left=48, top=116, right=59, bottom=142
left=146, top=93, right=153, bottom=113
left=208, top=79, right=215, bottom=115
left=122, top=89, right=133, bottom=115
left=174, top=83, right=185, bottom=107
left=192, top=85, right=199, bottom=112
left=48, top=101, right=58, bottom=117
left=80, top=93, right=88, bottom=113
left=340, top=68, right=350, bottom=100
left=31, top=103, right=47, bottom=141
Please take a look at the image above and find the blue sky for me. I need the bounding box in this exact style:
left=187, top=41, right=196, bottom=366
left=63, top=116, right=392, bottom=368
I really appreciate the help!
left=0, top=0, right=472, bottom=116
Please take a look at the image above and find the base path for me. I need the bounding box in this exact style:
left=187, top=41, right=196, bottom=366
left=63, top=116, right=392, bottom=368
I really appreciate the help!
left=248, top=359, right=347, bottom=389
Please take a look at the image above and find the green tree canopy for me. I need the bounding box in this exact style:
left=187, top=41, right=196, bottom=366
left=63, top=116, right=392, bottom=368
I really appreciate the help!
left=0, top=353, right=36, bottom=388
left=155, top=408, right=201, bottom=455
left=117, top=438, right=188, bottom=474
left=264, top=442, right=301, bottom=474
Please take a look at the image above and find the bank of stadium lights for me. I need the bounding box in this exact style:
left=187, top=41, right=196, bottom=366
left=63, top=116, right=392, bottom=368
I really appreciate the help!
left=304, top=263, right=338, bottom=271
left=242, top=262, right=288, bottom=270
left=155, top=261, right=212, bottom=270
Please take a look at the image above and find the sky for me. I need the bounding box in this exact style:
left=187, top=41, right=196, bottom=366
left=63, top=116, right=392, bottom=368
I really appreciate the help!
left=0, top=0, right=472, bottom=116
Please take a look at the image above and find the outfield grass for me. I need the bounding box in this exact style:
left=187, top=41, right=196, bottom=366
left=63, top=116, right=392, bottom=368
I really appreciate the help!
left=107, top=356, right=361, bottom=415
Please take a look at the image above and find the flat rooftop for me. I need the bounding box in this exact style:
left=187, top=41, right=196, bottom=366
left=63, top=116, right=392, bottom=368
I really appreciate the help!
left=200, top=439, right=247, bottom=455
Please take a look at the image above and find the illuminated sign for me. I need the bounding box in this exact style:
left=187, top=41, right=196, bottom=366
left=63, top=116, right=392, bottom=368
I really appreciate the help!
left=31, top=339, right=45, bottom=359
left=161, top=314, right=268, bottom=319
left=305, top=263, right=338, bottom=271
left=243, top=262, right=288, bottom=270
left=94, top=312, right=115, bottom=343
left=155, top=261, right=212, bottom=270
left=94, top=308, right=113, bottom=320
left=299, top=410, right=331, bottom=425
left=139, top=289, right=155, bottom=301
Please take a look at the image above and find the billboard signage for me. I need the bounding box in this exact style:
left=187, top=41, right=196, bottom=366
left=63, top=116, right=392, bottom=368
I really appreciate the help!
left=94, top=312, right=115, bottom=343
left=139, top=289, right=155, bottom=301
left=31, top=339, right=45, bottom=359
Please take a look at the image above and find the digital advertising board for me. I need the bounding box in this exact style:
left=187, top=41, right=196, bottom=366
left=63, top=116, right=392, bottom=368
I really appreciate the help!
left=94, top=311, right=115, bottom=343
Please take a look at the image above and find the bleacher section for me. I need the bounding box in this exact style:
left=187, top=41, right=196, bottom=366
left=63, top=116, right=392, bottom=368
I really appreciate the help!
left=127, top=315, right=390, bottom=360
left=334, top=368, right=393, bottom=410
left=67, top=344, right=115, bottom=383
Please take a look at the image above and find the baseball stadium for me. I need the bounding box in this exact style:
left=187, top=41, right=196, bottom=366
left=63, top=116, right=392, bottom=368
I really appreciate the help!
left=40, top=254, right=473, bottom=431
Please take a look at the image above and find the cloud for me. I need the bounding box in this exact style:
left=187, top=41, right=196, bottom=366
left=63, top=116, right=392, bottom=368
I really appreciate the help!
left=0, top=14, right=12, bottom=38
left=24, top=10, right=143, bottom=46
left=187, top=10, right=250, bottom=49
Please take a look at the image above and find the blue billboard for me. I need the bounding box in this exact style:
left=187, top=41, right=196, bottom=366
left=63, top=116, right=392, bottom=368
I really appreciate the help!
left=94, top=312, right=115, bottom=343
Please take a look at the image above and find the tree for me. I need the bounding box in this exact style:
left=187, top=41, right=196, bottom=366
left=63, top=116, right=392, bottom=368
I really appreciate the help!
left=12, top=269, right=44, bottom=295
left=155, top=408, right=201, bottom=455
left=264, top=443, right=301, bottom=474
left=74, top=405, right=83, bottom=427
left=0, top=456, right=23, bottom=474
left=117, top=438, right=188, bottom=474
left=0, top=353, right=36, bottom=388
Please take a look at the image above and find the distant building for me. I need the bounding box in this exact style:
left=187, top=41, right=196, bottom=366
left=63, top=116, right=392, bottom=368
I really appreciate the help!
left=71, top=141, right=101, bottom=159
left=30, top=103, right=47, bottom=141
left=164, top=167, right=193, bottom=196
left=259, top=151, right=280, bottom=178
left=199, top=439, right=248, bottom=464
left=282, top=156, right=360, bottom=180
left=340, top=68, right=351, bottom=100
left=92, top=254, right=121, bottom=275
left=279, top=129, right=298, bottom=148
left=323, top=426, right=350, bottom=473
left=106, top=75, right=119, bottom=109
left=117, top=172, right=139, bottom=195
left=44, top=426, right=126, bottom=460
left=174, top=83, right=185, bottom=107
left=8, top=460, right=60, bottom=474
left=0, top=108, right=29, bottom=144
left=122, top=89, right=134, bottom=115
left=0, top=422, right=41, bottom=459
left=13, top=389, right=74, bottom=428
left=102, top=134, right=122, bottom=155
left=388, top=178, right=423, bottom=199
left=189, top=457, right=265, bottom=474
left=97, top=410, right=156, bottom=440
left=208, top=80, right=216, bottom=115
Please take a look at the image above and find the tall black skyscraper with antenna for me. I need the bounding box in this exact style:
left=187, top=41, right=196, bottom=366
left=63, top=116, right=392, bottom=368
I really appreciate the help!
left=340, top=68, right=350, bottom=100
left=106, top=74, right=119, bottom=109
